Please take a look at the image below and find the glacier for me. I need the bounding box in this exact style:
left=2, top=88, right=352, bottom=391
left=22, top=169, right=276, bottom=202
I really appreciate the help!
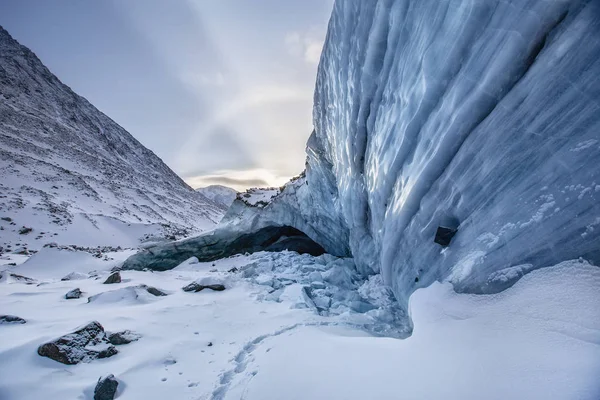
left=123, top=0, right=600, bottom=308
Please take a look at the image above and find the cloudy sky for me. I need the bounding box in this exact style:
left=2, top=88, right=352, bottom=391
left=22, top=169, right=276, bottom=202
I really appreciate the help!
left=0, top=0, right=333, bottom=190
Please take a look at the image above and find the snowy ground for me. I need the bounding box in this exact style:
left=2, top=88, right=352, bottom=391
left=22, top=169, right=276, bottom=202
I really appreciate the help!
left=1, top=250, right=599, bottom=400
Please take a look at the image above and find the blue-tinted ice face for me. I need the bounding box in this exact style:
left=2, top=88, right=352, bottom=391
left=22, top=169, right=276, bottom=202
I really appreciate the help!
left=309, top=0, right=600, bottom=303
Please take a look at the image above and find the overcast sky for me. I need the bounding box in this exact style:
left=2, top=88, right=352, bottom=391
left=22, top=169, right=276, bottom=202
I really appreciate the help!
left=0, top=0, right=333, bottom=190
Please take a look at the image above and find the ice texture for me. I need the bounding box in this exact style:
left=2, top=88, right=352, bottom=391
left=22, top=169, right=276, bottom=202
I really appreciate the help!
left=308, top=0, right=600, bottom=304
left=124, top=0, right=600, bottom=308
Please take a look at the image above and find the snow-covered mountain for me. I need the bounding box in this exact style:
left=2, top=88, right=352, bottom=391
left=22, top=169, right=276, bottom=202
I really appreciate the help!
left=125, top=0, right=600, bottom=308
left=0, top=26, right=224, bottom=251
left=195, top=185, right=237, bottom=210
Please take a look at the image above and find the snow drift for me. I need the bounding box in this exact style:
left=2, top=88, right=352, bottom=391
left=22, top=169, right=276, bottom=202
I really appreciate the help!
left=124, top=0, right=600, bottom=307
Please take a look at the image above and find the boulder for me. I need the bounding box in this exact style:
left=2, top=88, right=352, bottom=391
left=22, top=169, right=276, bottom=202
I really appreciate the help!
left=0, top=315, right=26, bottom=324
left=37, top=321, right=118, bottom=364
left=94, top=374, right=119, bottom=400
left=103, top=272, right=121, bottom=284
left=18, top=226, right=33, bottom=235
left=65, top=288, right=83, bottom=299
left=108, top=330, right=141, bottom=345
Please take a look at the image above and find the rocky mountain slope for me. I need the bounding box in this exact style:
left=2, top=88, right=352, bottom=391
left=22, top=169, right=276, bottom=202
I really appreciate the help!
left=0, top=26, right=224, bottom=252
left=125, top=0, right=600, bottom=309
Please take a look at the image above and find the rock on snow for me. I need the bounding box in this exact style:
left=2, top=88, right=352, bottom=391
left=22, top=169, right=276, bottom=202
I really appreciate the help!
left=94, top=374, right=119, bottom=400
left=0, top=315, right=26, bottom=324
left=37, top=321, right=118, bottom=365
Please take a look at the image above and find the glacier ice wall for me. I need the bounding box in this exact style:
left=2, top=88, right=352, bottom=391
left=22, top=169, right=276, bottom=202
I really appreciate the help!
left=124, top=0, right=600, bottom=308
left=311, top=0, right=600, bottom=303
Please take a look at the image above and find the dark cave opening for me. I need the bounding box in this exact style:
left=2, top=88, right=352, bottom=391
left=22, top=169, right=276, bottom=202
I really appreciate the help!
left=122, top=225, right=328, bottom=271
left=225, top=225, right=326, bottom=258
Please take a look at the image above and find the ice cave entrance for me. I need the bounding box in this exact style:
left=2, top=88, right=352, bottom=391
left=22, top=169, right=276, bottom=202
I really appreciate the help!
left=226, top=225, right=326, bottom=258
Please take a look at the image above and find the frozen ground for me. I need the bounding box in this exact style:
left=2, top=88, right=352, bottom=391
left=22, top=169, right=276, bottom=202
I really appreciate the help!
left=1, top=249, right=598, bottom=400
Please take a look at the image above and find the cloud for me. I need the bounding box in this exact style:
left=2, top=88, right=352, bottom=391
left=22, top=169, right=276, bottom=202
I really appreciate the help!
left=304, top=41, right=324, bottom=64
left=285, top=28, right=324, bottom=65
left=183, top=71, right=226, bottom=89
left=185, top=168, right=292, bottom=191
left=201, top=176, right=270, bottom=187
left=175, top=125, right=257, bottom=178
left=175, top=83, right=312, bottom=175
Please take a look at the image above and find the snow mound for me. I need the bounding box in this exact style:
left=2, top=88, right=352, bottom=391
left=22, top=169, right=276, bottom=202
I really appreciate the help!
left=87, top=285, right=166, bottom=305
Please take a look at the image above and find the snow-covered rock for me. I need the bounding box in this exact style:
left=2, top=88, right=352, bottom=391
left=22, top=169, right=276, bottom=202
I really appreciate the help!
left=37, top=321, right=118, bottom=365
left=88, top=285, right=168, bottom=304
left=102, top=272, right=121, bottom=285
left=61, top=272, right=89, bottom=281
left=0, top=315, right=26, bottom=324
left=0, top=26, right=225, bottom=252
left=93, top=374, right=119, bottom=400
left=182, top=276, right=227, bottom=292
left=65, top=288, right=83, bottom=299
left=107, top=330, right=141, bottom=346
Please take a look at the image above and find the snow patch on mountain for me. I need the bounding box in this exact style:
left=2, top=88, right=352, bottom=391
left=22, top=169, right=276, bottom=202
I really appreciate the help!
left=236, top=187, right=281, bottom=208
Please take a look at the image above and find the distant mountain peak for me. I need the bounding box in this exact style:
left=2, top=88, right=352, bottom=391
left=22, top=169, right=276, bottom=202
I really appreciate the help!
left=196, top=185, right=237, bottom=210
